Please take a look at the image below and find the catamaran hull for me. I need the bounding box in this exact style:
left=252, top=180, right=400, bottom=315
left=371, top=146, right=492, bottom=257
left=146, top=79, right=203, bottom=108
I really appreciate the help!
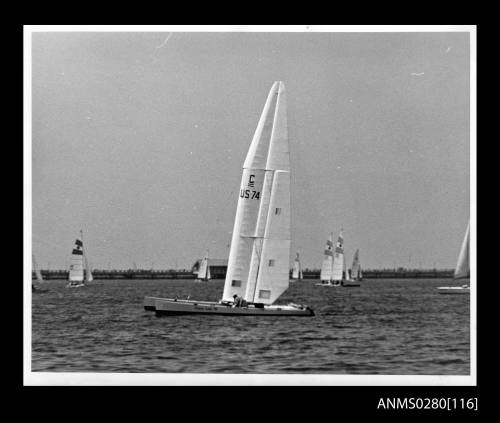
left=145, top=297, right=314, bottom=316
left=437, top=287, right=470, bottom=295
left=315, top=281, right=360, bottom=287
left=143, top=296, right=164, bottom=311
left=67, top=283, right=85, bottom=288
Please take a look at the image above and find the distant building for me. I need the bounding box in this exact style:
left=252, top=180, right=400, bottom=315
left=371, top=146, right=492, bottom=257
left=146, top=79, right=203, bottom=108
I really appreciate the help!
left=191, top=258, right=228, bottom=279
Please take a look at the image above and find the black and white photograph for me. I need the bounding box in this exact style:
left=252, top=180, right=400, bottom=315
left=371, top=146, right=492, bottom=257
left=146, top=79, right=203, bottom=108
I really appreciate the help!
left=24, top=25, right=476, bottom=387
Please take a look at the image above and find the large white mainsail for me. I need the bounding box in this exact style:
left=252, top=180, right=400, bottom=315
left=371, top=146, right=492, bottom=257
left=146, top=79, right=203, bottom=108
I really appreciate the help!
left=320, top=233, right=334, bottom=282
left=69, top=234, right=84, bottom=283
left=332, top=231, right=344, bottom=282
left=292, top=252, right=303, bottom=280
left=454, top=221, right=470, bottom=279
left=222, top=81, right=290, bottom=305
left=351, top=248, right=361, bottom=280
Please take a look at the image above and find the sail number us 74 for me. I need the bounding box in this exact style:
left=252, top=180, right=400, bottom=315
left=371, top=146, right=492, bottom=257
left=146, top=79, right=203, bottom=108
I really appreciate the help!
left=240, top=189, right=260, bottom=200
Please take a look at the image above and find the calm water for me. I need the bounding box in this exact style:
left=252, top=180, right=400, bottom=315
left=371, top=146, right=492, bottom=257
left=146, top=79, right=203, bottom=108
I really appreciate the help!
left=31, top=278, right=470, bottom=374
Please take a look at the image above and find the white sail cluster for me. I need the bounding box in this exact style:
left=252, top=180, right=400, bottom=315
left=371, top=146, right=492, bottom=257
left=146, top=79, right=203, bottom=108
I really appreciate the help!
left=222, top=81, right=291, bottom=305
left=320, top=231, right=345, bottom=283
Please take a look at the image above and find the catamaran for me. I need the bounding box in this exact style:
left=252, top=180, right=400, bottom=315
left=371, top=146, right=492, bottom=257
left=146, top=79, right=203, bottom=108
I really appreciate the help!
left=144, top=81, right=313, bottom=316
left=195, top=251, right=211, bottom=282
left=438, top=221, right=470, bottom=294
left=291, top=252, right=303, bottom=281
left=67, top=230, right=92, bottom=288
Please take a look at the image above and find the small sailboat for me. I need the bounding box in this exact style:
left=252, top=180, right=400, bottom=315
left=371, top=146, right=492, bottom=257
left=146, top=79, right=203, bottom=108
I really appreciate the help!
left=342, top=260, right=360, bottom=287
left=316, top=231, right=345, bottom=286
left=195, top=251, right=211, bottom=282
left=144, top=82, right=313, bottom=316
left=291, top=252, right=303, bottom=281
left=350, top=248, right=363, bottom=281
left=438, top=221, right=470, bottom=294
left=32, top=254, right=47, bottom=292
left=67, top=230, right=91, bottom=288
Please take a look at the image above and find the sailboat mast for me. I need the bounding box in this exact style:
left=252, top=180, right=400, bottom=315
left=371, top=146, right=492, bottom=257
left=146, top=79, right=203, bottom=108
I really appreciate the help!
left=81, top=229, right=85, bottom=281
left=330, top=232, right=334, bottom=282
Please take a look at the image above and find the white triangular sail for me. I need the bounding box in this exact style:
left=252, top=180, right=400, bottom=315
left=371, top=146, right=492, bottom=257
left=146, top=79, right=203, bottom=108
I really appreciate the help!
left=69, top=235, right=84, bottom=282
left=332, top=231, right=344, bottom=282
left=344, top=262, right=352, bottom=281
left=223, top=81, right=290, bottom=305
left=33, top=254, right=43, bottom=283
left=292, top=252, right=303, bottom=280
left=197, top=251, right=211, bottom=281
left=351, top=248, right=361, bottom=280
left=320, top=233, right=334, bottom=282
left=85, top=255, right=93, bottom=282
left=454, top=221, right=470, bottom=279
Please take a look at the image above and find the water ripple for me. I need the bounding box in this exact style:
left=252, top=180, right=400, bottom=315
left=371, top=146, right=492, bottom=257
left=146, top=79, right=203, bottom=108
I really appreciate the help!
left=31, top=278, right=470, bottom=374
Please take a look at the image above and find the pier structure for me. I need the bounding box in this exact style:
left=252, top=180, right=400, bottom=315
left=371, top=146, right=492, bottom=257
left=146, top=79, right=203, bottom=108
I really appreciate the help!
left=33, top=268, right=454, bottom=280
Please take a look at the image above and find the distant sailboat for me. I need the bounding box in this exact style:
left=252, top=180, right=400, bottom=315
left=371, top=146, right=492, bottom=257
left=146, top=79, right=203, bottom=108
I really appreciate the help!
left=67, top=230, right=91, bottom=288
left=318, top=233, right=337, bottom=286
left=351, top=248, right=363, bottom=281
left=195, top=251, right=211, bottom=282
left=291, top=252, right=303, bottom=281
left=343, top=249, right=361, bottom=287
left=342, top=260, right=360, bottom=287
left=317, top=230, right=359, bottom=287
left=438, top=221, right=470, bottom=294
left=32, top=254, right=47, bottom=292
left=317, top=231, right=344, bottom=286
left=144, top=82, right=313, bottom=316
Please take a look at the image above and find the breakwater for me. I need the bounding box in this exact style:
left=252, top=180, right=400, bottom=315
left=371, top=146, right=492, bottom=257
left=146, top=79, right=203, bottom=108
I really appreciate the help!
left=33, top=268, right=455, bottom=280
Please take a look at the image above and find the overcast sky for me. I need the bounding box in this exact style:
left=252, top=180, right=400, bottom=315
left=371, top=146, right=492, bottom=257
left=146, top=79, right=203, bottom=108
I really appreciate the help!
left=30, top=29, right=471, bottom=270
